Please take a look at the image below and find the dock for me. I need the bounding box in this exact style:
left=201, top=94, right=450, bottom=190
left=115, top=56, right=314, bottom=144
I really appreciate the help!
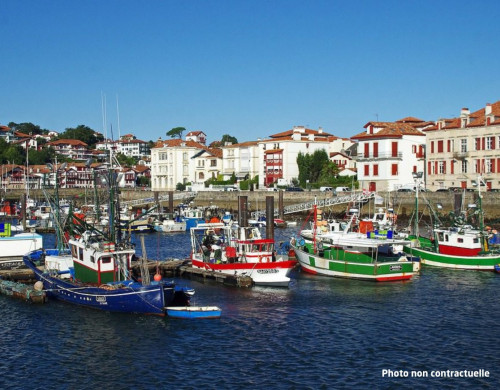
left=0, top=259, right=254, bottom=288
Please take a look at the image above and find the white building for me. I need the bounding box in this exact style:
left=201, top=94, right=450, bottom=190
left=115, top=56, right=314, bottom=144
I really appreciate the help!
left=258, top=126, right=336, bottom=187
left=424, top=101, right=500, bottom=191
left=221, top=141, right=260, bottom=181
left=95, top=134, right=149, bottom=159
left=151, top=139, right=222, bottom=191
left=186, top=131, right=207, bottom=145
left=352, top=118, right=430, bottom=192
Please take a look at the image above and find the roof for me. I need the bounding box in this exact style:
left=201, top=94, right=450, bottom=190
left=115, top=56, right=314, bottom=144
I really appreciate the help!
left=352, top=122, right=425, bottom=140
left=396, top=116, right=426, bottom=123
left=186, top=131, right=206, bottom=136
left=269, top=127, right=334, bottom=139
left=222, top=140, right=259, bottom=148
left=47, top=139, right=89, bottom=147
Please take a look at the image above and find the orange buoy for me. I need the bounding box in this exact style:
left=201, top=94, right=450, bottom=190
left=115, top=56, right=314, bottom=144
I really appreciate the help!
left=153, top=273, right=162, bottom=282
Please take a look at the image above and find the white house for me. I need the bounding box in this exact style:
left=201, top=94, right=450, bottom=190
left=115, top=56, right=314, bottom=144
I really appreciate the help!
left=150, top=139, right=221, bottom=191
left=221, top=140, right=260, bottom=182
left=258, top=126, right=335, bottom=187
left=352, top=118, right=429, bottom=192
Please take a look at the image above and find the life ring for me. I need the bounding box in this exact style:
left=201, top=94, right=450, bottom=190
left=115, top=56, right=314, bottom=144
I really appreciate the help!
left=299, top=239, right=305, bottom=246
left=290, top=237, right=296, bottom=246
left=317, top=242, right=324, bottom=251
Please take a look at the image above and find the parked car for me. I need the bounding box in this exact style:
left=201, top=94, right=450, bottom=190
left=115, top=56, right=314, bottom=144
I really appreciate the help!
left=320, top=186, right=334, bottom=192
left=397, top=188, right=414, bottom=192
left=286, top=187, right=304, bottom=192
left=435, top=188, right=449, bottom=192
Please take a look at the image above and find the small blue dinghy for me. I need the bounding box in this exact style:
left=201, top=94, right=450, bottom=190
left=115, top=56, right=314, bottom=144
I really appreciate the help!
left=166, top=306, right=222, bottom=319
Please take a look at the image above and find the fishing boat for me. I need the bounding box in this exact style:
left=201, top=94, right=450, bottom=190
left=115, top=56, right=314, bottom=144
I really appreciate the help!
left=0, top=220, right=43, bottom=270
left=23, top=157, right=194, bottom=316
left=153, top=214, right=187, bottom=233
left=165, top=306, right=222, bottom=319
left=291, top=204, right=419, bottom=282
left=403, top=174, right=500, bottom=270
left=190, top=223, right=297, bottom=287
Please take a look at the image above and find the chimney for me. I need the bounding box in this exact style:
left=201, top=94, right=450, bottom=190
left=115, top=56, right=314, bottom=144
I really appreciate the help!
left=460, top=107, right=470, bottom=128
left=485, top=103, right=492, bottom=116
left=318, top=126, right=323, bottom=134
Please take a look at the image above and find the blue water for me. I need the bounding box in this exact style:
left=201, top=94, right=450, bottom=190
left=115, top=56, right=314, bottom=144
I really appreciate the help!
left=1, top=228, right=499, bottom=389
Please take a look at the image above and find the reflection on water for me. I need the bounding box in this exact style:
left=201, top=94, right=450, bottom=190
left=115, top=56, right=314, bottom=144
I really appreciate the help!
left=2, top=227, right=498, bottom=388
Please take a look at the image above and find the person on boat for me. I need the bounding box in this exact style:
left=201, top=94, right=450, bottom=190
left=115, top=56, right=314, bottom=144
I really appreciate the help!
left=212, top=243, right=222, bottom=264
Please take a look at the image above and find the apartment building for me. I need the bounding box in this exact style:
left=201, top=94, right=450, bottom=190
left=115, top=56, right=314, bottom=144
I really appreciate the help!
left=221, top=141, right=260, bottom=182
left=424, top=101, right=500, bottom=191
left=352, top=118, right=429, bottom=192
left=150, top=139, right=222, bottom=191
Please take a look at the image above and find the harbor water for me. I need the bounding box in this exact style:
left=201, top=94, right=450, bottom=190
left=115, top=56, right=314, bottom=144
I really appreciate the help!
left=1, top=227, right=499, bottom=389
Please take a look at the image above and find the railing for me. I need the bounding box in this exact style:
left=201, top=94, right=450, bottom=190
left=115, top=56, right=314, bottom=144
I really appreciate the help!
left=250, top=192, right=376, bottom=218
left=121, top=192, right=197, bottom=207
left=356, top=152, right=403, bottom=159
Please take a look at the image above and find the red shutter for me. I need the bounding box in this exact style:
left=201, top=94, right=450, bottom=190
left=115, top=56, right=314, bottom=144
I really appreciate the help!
left=482, top=138, right=485, bottom=150
left=364, top=164, right=369, bottom=176
left=392, top=142, right=398, bottom=157
left=373, top=142, right=378, bottom=158
left=428, top=161, right=431, bottom=175
left=364, top=143, right=369, bottom=157
left=451, top=160, right=454, bottom=174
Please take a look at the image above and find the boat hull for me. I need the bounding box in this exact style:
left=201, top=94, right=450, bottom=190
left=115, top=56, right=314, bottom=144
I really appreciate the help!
left=166, top=306, right=221, bottom=319
left=403, top=245, right=500, bottom=270
left=192, top=258, right=296, bottom=287
left=293, top=244, right=416, bottom=281
left=23, top=251, right=189, bottom=316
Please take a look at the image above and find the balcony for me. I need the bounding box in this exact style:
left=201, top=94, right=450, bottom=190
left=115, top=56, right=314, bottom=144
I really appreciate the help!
left=356, top=152, right=403, bottom=161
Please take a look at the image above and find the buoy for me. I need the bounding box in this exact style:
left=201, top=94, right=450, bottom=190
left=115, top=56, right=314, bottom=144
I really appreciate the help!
left=34, top=281, right=44, bottom=291
left=154, top=273, right=162, bottom=282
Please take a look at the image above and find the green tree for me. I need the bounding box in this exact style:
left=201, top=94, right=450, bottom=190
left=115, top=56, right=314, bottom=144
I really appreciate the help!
left=296, top=149, right=329, bottom=186
left=115, top=153, right=136, bottom=167
left=8, top=122, right=46, bottom=135
left=318, top=161, right=340, bottom=185
left=221, top=134, right=238, bottom=145
left=27, top=147, right=56, bottom=165
left=167, top=127, right=185, bottom=139
left=57, top=125, right=103, bottom=148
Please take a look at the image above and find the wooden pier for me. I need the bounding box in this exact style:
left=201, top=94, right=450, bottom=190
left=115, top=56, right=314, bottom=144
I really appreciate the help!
left=0, top=259, right=254, bottom=288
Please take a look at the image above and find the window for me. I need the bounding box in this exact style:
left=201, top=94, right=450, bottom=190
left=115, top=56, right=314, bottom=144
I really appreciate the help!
left=461, top=139, right=467, bottom=152
left=391, top=163, right=398, bottom=175
left=462, top=160, right=468, bottom=173
left=486, top=137, right=494, bottom=150
left=475, top=138, right=481, bottom=151
left=437, top=140, right=444, bottom=153
left=364, top=143, right=369, bottom=158
left=438, top=161, right=445, bottom=174
left=373, top=142, right=378, bottom=158
left=211, top=160, right=217, bottom=167
left=373, top=164, right=379, bottom=176
left=364, top=164, right=369, bottom=176
left=486, top=159, right=492, bottom=173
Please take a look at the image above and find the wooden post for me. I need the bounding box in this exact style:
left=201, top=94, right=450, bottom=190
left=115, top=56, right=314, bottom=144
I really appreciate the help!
left=169, top=191, right=174, bottom=213
left=278, top=190, right=284, bottom=220
left=238, top=196, right=248, bottom=227
left=266, top=196, right=274, bottom=239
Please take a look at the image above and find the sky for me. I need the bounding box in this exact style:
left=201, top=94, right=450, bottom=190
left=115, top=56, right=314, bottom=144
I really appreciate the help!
left=2, top=0, right=500, bottom=144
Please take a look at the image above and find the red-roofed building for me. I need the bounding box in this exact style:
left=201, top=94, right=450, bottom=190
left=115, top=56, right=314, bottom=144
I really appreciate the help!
left=352, top=119, right=428, bottom=192
left=424, top=101, right=500, bottom=191
left=47, top=139, right=93, bottom=161
left=150, top=138, right=221, bottom=190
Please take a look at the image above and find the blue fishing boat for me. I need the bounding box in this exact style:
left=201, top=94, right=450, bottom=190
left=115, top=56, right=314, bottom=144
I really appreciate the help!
left=166, top=306, right=222, bottom=319
left=23, top=156, right=194, bottom=316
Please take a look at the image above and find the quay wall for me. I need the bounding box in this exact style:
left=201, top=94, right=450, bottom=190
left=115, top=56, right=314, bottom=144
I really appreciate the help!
left=9, top=189, right=500, bottom=221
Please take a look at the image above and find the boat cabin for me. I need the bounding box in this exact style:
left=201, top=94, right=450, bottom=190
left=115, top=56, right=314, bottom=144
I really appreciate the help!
left=69, top=233, right=134, bottom=284
left=434, top=228, right=482, bottom=256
